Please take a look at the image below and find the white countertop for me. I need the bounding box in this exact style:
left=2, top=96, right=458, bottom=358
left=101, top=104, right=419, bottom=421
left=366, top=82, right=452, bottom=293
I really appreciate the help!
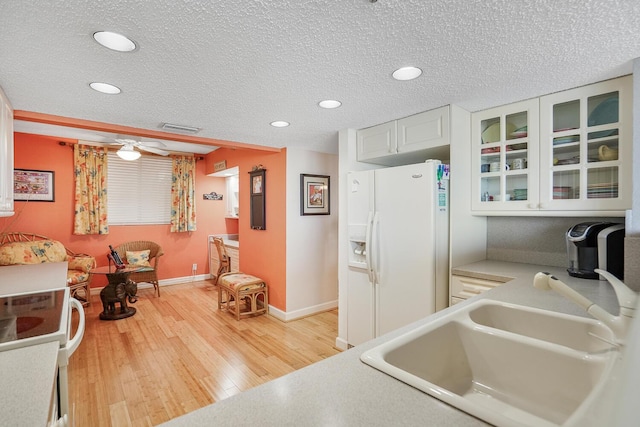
left=209, top=234, right=239, bottom=248
left=0, top=341, right=59, bottom=426
left=161, top=260, right=620, bottom=426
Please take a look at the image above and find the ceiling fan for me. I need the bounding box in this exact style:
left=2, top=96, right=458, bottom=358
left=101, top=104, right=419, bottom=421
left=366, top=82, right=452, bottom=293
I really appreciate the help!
left=110, top=138, right=171, bottom=160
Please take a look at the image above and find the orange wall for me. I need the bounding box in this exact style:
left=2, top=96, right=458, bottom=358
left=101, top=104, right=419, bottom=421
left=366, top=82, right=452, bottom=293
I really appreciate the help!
left=0, top=133, right=231, bottom=288
left=205, top=148, right=288, bottom=311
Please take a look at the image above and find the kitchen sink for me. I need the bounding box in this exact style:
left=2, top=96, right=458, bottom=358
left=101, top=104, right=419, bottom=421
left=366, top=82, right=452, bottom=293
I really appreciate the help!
left=468, top=301, right=615, bottom=352
left=360, top=299, right=619, bottom=427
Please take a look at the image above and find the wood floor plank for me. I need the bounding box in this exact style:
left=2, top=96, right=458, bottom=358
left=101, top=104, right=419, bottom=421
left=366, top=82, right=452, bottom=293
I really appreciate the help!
left=69, top=280, right=339, bottom=426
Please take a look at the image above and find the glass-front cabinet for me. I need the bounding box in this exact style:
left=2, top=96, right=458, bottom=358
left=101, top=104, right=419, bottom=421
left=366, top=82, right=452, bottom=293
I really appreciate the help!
left=471, top=99, right=539, bottom=211
left=472, top=76, right=631, bottom=215
left=539, top=76, right=632, bottom=212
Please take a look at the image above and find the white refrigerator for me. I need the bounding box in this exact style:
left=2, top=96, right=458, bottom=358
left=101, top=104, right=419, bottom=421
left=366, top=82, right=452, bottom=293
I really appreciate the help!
left=347, top=160, right=449, bottom=346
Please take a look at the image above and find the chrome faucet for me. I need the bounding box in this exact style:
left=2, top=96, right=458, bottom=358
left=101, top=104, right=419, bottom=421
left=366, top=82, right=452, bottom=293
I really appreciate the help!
left=533, top=269, right=638, bottom=345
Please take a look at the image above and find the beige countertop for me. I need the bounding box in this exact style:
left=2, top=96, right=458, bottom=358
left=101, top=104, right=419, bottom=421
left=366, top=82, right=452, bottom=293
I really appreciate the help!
left=210, top=234, right=239, bottom=249
left=0, top=341, right=59, bottom=426
left=161, top=260, right=620, bottom=427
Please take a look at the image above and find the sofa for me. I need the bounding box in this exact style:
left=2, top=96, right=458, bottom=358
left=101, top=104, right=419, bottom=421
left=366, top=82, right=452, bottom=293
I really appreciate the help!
left=0, top=232, right=96, bottom=306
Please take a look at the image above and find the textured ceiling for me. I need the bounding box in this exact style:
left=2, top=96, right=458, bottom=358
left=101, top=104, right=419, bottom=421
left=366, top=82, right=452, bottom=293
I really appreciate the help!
left=1, top=0, right=640, bottom=155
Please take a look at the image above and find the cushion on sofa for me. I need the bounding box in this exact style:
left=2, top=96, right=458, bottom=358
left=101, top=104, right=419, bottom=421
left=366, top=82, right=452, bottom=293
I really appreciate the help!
left=0, top=240, right=68, bottom=265
left=67, top=270, right=91, bottom=285
left=67, top=256, right=95, bottom=273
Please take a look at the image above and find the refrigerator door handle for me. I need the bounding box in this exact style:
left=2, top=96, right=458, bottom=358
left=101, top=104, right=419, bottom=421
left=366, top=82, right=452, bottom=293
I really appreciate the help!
left=371, top=211, right=380, bottom=284
left=365, top=211, right=374, bottom=283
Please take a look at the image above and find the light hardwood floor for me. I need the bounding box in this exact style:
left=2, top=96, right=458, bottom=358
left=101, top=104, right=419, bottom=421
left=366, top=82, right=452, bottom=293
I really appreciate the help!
left=69, top=280, right=340, bottom=426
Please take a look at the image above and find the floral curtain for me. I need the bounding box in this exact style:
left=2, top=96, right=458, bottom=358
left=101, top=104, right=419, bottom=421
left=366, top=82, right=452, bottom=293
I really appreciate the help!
left=170, top=155, right=197, bottom=232
left=73, top=144, right=109, bottom=235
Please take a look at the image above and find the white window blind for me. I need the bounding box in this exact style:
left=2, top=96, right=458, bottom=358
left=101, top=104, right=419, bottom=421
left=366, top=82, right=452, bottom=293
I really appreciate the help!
left=107, top=152, right=172, bottom=225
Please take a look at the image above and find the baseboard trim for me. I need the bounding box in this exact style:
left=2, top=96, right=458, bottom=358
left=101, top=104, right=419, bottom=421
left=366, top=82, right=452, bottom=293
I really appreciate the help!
left=267, top=300, right=338, bottom=322
left=91, top=274, right=211, bottom=295
left=335, top=337, right=349, bottom=351
left=90, top=278, right=337, bottom=324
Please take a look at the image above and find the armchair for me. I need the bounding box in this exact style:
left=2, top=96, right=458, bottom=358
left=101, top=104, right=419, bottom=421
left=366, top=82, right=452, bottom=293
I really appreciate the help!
left=113, top=241, right=164, bottom=297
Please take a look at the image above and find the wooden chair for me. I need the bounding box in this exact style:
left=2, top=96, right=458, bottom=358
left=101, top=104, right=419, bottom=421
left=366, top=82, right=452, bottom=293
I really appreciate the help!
left=212, top=237, right=230, bottom=285
left=113, top=241, right=164, bottom=297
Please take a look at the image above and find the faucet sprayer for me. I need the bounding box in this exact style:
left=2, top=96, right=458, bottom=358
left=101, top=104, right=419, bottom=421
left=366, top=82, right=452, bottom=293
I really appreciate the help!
left=533, top=270, right=638, bottom=345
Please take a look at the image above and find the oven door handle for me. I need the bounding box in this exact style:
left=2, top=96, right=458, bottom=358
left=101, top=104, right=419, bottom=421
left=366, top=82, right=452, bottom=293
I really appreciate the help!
left=66, top=297, right=85, bottom=357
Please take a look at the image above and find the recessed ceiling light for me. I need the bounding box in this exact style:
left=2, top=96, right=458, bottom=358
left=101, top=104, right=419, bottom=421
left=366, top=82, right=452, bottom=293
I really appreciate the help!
left=392, top=66, right=423, bottom=81
left=89, top=82, right=121, bottom=94
left=93, top=31, right=137, bottom=52
left=318, top=100, right=342, bottom=109
left=270, top=121, right=290, bottom=128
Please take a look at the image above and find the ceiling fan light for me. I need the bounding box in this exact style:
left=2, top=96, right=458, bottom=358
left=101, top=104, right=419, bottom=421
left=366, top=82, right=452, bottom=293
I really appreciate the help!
left=116, top=145, right=141, bottom=161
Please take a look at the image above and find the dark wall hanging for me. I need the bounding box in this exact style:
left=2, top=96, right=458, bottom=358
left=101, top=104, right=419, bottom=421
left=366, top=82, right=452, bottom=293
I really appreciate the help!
left=249, top=168, right=266, bottom=230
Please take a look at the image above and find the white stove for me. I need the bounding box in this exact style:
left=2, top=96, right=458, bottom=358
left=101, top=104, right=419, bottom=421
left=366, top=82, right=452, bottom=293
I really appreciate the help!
left=0, top=287, right=85, bottom=424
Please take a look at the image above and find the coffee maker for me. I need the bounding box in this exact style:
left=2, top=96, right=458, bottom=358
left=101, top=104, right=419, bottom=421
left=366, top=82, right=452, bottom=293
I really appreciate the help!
left=566, top=222, right=625, bottom=280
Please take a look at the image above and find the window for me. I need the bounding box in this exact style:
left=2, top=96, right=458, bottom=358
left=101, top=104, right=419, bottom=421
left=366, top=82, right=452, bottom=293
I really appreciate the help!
left=107, top=152, right=172, bottom=225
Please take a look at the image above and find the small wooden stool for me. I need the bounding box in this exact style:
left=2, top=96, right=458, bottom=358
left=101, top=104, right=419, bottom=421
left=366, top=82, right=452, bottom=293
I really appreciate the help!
left=217, top=272, right=268, bottom=320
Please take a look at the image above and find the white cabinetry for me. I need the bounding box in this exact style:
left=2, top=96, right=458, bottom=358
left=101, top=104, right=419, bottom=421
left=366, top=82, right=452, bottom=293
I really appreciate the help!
left=538, top=76, right=631, bottom=213
left=0, top=86, right=14, bottom=218
left=209, top=238, right=239, bottom=279
left=472, top=99, right=539, bottom=212
left=472, top=76, right=631, bottom=216
left=357, top=106, right=450, bottom=166
left=226, top=246, right=239, bottom=272
left=225, top=174, right=239, bottom=218
left=450, top=275, right=505, bottom=306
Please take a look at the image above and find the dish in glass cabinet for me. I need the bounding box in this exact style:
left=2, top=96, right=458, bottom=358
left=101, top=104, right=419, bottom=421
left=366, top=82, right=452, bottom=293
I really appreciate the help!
left=553, top=135, right=580, bottom=145
left=481, top=147, right=500, bottom=154
left=510, top=126, right=528, bottom=138
left=481, top=123, right=500, bottom=144
left=588, top=96, right=618, bottom=126
left=555, top=157, right=580, bottom=165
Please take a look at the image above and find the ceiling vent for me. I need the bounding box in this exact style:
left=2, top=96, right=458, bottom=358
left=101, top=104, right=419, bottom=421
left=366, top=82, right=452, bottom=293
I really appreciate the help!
left=160, top=122, right=201, bottom=134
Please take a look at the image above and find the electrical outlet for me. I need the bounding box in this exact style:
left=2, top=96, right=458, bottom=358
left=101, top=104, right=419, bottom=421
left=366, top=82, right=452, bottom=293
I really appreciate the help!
left=192, top=263, right=197, bottom=271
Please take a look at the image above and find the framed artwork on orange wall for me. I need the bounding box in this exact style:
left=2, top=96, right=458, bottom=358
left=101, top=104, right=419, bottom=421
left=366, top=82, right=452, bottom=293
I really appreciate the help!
left=13, top=169, right=55, bottom=202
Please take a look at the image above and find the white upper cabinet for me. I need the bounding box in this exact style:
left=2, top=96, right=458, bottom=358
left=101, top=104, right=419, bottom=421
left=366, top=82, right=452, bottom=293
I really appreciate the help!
left=538, top=76, right=631, bottom=213
left=472, top=76, right=631, bottom=216
left=357, top=120, right=397, bottom=162
left=0, top=86, right=14, bottom=218
left=472, top=99, right=539, bottom=212
left=357, top=106, right=450, bottom=166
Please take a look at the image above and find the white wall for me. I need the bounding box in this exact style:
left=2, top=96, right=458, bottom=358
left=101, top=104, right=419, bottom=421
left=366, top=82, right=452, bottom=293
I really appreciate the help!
left=448, top=105, right=487, bottom=268
left=285, top=148, right=339, bottom=319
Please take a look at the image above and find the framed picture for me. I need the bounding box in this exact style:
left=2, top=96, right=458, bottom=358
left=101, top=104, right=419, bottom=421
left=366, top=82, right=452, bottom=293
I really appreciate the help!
left=13, top=169, right=55, bottom=202
left=300, top=174, right=330, bottom=215
left=251, top=174, right=263, bottom=195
